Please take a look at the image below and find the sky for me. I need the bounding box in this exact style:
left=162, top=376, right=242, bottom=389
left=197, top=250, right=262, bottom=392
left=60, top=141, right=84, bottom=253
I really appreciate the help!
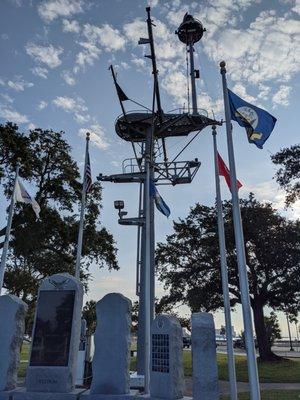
left=0, top=0, right=299, bottom=337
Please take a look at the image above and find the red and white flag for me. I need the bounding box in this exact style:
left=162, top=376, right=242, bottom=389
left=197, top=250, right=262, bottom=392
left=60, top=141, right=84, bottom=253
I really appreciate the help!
left=217, top=152, right=242, bottom=192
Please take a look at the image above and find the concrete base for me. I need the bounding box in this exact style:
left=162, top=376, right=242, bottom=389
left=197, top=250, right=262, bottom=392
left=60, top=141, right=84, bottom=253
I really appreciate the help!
left=81, top=390, right=139, bottom=399
left=136, top=397, right=191, bottom=400
left=0, top=389, right=14, bottom=400
left=129, top=372, right=144, bottom=389
left=12, top=388, right=86, bottom=400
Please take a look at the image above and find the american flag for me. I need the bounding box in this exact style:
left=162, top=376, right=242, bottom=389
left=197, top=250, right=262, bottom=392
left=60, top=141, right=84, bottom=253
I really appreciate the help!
left=84, top=151, right=92, bottom=193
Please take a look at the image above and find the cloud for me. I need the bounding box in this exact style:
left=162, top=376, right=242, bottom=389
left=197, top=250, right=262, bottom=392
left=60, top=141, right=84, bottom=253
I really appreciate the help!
left=26, top=43, right=63, bottom=68
left=232, top=83, right=256, bottom=103
left=31, top=66, right=49, bottom=79
left=37, top=100, right=48, bottom=110
left=272, top=85, right=292, bottom=106
left=7, top=77, right=34, bottom=91
left=27, top=122, right=36, bottom=130
left=62, top=18, right=81, bottom=33
left=0, top=107, right=28, bottom=123
left=53, top=95, right=89, bottom=123
left=0, top=93, right=14, bottom=104
left=75, top=41, right=101, bottom=70
left=78, top=124, right=109, bottom=150
left=38, top=0, right=84, bottom=22
left=61, top=70, right=76, bottom=85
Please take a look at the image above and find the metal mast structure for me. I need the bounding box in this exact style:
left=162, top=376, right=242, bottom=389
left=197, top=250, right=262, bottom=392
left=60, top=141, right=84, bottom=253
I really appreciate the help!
left=98, top=7, right=220, bottom=392
left=176, top=13, right=206, bottom=115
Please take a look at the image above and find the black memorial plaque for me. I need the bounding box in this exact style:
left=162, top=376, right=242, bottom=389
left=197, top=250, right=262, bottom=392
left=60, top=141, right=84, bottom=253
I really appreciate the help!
left=30, top=290, right=75, bottom=366
left=152, top=334, right=170, bottom=373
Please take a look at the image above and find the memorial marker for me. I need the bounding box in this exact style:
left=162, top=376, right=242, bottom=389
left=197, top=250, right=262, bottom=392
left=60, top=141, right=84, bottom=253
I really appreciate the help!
left=150, top=315, right=184, bottom=400
left=192, top=313, right=219, bottom=400
left=0, top=295, right=27, bottom=399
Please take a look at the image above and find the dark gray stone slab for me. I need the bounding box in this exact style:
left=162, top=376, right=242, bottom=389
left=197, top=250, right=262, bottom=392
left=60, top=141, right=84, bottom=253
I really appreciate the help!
left=0, top=295, right=28, bottom=392
left=150, top=314, right=184, bottom=399
left=90, top=293, right=132, bottom=395
left=11, top=387, right=86, bottom=400
left=192, top=313, right=219, bottom=400
left=25, top=273, right=83, bottom=393
left=81, top=389, right=139, bottom=399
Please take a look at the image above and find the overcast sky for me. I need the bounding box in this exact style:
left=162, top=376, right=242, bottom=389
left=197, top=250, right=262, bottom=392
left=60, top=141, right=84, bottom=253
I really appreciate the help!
left=0, top=0, right=299, bottom=337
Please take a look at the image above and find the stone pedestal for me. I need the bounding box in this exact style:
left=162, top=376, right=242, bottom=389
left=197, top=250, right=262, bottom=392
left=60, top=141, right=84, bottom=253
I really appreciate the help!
left=150, top=315, right=184, bottom=400
left=89, top=293, right=132, bottom=396
left=0, top=294, right=28, bottom=394
left=24, top=273, right=83, bottom=395
left=192, top=313, right=219, bottom=400
left=12, top=387, right=86, bottom=400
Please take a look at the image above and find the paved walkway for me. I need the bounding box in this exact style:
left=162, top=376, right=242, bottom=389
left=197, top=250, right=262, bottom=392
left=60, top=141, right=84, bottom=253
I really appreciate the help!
left=184, top=378, right=300, bottom=395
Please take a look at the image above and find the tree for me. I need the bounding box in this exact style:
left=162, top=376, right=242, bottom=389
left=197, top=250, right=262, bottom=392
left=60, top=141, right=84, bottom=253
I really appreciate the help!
left=0, top=123, right=118, bottom=309
left=82, top=300, right=97, bottom=335
left=156, top=194, right=300, bottom=361
left=271, top=144, right=300, bottom=205
left=264, top=312, right=281, bottom=347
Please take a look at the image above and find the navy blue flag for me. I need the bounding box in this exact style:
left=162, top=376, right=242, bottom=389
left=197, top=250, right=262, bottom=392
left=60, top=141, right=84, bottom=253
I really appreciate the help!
left=150, top=181, right=170, bottom=218
left=228, top=89, right=277, bottom=149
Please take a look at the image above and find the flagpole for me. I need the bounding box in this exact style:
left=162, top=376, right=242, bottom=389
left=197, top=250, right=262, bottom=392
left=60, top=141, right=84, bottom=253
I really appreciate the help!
left=212, top=126, right=237, bottom=400
left=75, top=133, right=90, bottom=280
left=0, top=161, right=20, bottom=294
left=220, top=61, right=261, bottom=400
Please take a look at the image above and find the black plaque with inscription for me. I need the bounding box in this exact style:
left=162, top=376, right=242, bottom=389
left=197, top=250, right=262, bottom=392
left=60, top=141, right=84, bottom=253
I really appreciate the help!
left=152, top=334, right=170, bottom=373
left=30, top=290, right=75, bottom=366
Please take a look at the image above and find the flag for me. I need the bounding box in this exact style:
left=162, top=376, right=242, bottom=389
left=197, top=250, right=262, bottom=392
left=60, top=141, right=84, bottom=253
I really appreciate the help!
left=14, top=179, right=41, bottom=218
left=116, top=82, right=129, bottom=102
left=218, top=152, right=242, bottom=192
left=150, top=181, right=170, bottom=218
left=228, top=89, right=277, bottom=149
left=84, top=151, right=93, bottom=193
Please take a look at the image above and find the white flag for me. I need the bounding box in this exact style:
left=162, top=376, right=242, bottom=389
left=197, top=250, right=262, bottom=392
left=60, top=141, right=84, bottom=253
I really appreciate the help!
left=14, top=179, right=41, bottom=219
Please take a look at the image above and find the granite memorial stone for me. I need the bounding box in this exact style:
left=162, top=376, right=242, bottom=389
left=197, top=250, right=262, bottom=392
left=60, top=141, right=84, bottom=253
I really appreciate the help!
left=150, top=314, right=184, bottom=400
left=24, top=273, right=83, bottom=394
left=89, top=293, right=132, bottom=396
left=0, top=295, right=27, bottom=394
left=192, top=313, right=219, bottom=400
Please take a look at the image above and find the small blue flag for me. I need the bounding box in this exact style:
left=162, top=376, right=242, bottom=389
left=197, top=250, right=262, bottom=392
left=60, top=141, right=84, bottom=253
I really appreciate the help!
left=150, top=181, right=171, bottom=218
left=228, top=89, right=277, bottom=149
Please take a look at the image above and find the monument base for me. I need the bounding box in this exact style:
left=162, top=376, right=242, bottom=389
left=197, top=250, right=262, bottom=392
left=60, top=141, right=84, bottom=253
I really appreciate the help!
left=0, top=389, right=15, bottom=400
left=11, top=388, right=86, bottom=400
left=81, top=390, right=139, bottom=399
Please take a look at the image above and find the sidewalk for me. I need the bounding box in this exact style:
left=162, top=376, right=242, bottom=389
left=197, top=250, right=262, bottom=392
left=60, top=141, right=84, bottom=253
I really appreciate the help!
left=184, top=378, right=300, bottom=395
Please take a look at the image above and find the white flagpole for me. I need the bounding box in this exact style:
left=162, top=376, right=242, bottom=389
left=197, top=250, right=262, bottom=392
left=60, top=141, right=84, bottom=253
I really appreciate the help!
left=75, top=133, right=90, bottom=280
left=0, top=161, right=20, bottom=294
left=220, top=61, right=260, bottom=400
left=212, top=126, right=237, bottom=400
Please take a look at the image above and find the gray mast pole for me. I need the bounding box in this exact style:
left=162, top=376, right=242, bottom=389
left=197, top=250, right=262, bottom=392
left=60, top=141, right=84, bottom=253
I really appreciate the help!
left=220, top=61, right=260, bottom=400
left=75, top=132, right=90, bottom=280
left=143, top=127, right=153, bottom=393
left=0, top=161, right=20, bottom=294
left=189, top=43, right=198, bottom=115
left=212, top=126, right=238, bottom=400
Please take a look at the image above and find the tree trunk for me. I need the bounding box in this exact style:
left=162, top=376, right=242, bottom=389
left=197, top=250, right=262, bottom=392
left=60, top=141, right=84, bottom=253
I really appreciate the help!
left=252, top=301, right=281, bottom=361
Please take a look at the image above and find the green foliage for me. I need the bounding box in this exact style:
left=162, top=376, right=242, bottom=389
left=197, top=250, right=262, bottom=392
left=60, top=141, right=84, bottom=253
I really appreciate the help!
left=264, top=312, right=281, bottom=347
left=156, top=194, right=300, bottom=360
left=0, top=123, right=118, bottom=308
left=82, top=300, right=97, bottom=335
left=271, top=144, right=300, bottom=205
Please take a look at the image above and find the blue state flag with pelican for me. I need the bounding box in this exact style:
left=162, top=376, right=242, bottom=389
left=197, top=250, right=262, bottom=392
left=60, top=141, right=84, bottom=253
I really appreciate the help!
left=228, top=89, right=277, bottom=149
left=150, top=181, right=171, bottom=218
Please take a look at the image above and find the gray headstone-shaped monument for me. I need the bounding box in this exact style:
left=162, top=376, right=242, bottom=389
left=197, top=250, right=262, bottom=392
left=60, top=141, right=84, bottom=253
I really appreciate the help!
left=0, top=295, right=27, bottom=393
left=89, top=293, right=132, bottom=396
left=192, top=313, right=219, bottom=400
left=150, top=314, right=184, bottom=400
left=24, top=273, right=83, bottom=394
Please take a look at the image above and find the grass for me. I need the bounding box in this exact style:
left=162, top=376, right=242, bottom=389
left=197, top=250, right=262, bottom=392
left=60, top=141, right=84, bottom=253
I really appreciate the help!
left=220, top=391, right=300, bottom=400
left=181, top=351, right=300, bottom=383
left=20, top=343, right=300, bottom=385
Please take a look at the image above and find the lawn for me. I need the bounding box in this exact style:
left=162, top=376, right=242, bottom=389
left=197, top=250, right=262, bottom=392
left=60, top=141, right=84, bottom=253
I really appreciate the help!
left=220, top=391, right=300, bottom=400
left=20, top=343, right=300, bottom=386
left=182, top=351, right=300, bottom=383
